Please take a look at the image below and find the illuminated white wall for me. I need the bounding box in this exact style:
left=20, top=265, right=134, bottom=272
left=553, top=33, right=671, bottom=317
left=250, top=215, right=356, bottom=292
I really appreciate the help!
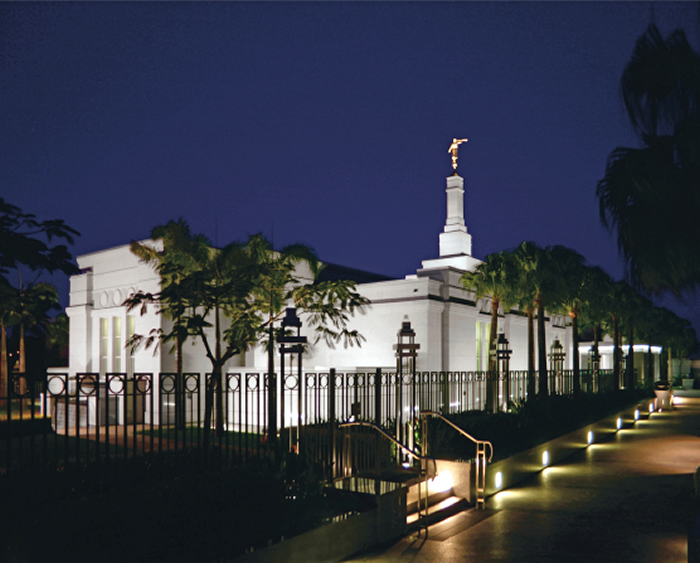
left=66, top=174, right=572, bottom=377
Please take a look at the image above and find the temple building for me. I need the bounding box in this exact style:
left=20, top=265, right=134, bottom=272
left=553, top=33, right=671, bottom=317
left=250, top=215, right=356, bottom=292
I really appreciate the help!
left=65, top=148, right=572, bottom=380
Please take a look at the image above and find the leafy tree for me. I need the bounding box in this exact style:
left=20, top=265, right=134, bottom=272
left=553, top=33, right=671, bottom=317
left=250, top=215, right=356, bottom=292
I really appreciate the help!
left=45, top=312, right=70, bottom=367
left=461, top=250, right=519, bottom=411
left=11, top=282, right=60, bottom=376
left=0, top=199, right=78, bottom=396
left=597, top=24, right=700, bottom=294
left=0, top=199, right=79, bottom=284
left=128, top=221, right=369, bottom=449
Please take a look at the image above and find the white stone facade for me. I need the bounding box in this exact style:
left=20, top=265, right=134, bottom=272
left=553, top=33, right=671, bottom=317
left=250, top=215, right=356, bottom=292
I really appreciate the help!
left=65, top=174, right=573, bottom=378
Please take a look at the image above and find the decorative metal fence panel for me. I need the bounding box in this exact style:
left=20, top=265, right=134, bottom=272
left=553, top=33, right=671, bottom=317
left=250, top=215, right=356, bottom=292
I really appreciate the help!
left=1, top=368, right=620, bottom=479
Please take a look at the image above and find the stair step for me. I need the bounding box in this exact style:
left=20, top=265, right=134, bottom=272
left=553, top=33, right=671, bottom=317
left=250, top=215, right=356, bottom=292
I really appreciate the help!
left=406, top=488, right=452, bottom=514
left=406, top=495, right=468, bottom=529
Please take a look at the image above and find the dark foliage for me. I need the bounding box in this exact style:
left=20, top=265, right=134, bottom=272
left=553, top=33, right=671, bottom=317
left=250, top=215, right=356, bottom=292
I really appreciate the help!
left=428, top=389, right=653, bottom=462
left=0, top=450, right=356, bottom=563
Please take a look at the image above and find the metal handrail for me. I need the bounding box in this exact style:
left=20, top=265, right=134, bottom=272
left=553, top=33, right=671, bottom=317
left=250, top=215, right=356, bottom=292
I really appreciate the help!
left=420, top=410, right=493, bottom=461
left=337, top=420, right=437, bottom=475
left=420, top=410, right=493, bottom=510
left=339, top=420, right=436, bottom=534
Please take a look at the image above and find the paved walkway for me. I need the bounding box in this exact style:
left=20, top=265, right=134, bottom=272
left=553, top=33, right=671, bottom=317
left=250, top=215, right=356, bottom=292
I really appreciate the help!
left=346, top=395, right=700, bottom=563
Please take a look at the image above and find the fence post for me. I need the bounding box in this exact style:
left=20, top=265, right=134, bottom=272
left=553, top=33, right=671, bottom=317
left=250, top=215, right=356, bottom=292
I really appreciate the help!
left=374, top=368, right=381, bottom=426
left=329, top=368, right=336, bottom=479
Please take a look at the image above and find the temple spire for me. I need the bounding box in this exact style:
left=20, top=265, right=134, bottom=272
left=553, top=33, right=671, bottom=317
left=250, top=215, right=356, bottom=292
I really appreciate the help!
left=419, top=139, right=481, bottom=273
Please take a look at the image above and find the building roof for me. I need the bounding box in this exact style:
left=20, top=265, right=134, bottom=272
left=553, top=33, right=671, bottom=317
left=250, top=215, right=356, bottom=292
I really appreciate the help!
left=316, top=262, right=396, bottom=284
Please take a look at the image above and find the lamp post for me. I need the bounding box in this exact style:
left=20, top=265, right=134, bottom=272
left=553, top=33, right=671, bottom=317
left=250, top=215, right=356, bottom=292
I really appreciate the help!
left=394, top=319, right=419, bottom=459
left=278, top=308, right=307, bottom=454
left=549, top=338, right=566, bottom=394
left=587, top=344, right=600, bottom=393
left=491, top=333, right=512, bottom=412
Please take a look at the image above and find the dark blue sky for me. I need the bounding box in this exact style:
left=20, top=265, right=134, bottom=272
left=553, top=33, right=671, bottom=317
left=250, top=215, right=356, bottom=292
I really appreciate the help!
left=2, top=2, right=699, bottom=332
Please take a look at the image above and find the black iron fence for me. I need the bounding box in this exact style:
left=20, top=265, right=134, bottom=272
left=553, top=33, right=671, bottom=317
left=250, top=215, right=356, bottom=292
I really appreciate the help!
left=1, top=368, right=620, bottom=479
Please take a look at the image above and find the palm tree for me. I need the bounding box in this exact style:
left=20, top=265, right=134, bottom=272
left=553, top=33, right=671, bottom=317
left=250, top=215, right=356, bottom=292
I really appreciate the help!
left=597, top=24, right=700, bottom=294
left=461, top=250, right=518, bottom=412
left=593, top=279, right=636, bottom=391
left=512, top=246, right=537, bottom=398
left=620, top=288, right=656, bottom=390
left=550, top=249, right=589, bottom=396
left=652, top=307, right=698, bottom=381
left=0, top=282, right=17, bottom=398
left=127, top=219, right=211, bottom=429
left=9, top=282, right=60, bottom=374
left=577, top=266, right=615, bottom=389
left=512, top=242, right=565, bottom=398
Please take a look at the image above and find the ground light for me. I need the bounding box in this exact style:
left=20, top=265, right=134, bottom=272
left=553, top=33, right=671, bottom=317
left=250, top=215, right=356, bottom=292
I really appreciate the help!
left=428, top=471, right=453, bottom=493
left=493, top=400, right=655, bottom=502
left=495, top=471, right=503, bottom=490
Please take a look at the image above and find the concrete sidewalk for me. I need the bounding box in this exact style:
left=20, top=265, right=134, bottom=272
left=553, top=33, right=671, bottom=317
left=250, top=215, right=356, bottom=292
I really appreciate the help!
left=346, top=396, right=700, bottom=563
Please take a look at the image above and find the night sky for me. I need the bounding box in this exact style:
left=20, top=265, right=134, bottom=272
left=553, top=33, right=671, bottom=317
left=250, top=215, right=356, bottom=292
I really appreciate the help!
left=2, top=2, right=699, bottom=334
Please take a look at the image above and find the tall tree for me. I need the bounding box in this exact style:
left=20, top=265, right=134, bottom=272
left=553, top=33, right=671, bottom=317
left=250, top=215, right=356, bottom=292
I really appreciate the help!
left=461, top=250, right=518, bottom=412
left=577, top=266, right=615, bottom=389
left=597, top=24, right=700, bottom=294
left=0, top=198, right=79, bottom=283
left=512, top=242, right=565, bottom=398
left=0, top=199, right=78, bottom=396
left=550, top=248, right=589, bottom=396
left=652, top=307, right=698, bottom=381
left=512, top=245, right=538, bottom=398
left=129, top=222, right=368, bottom=448
left=126, top=219, right=212, bottom=429
left=11, top=282, right=60, bottom=376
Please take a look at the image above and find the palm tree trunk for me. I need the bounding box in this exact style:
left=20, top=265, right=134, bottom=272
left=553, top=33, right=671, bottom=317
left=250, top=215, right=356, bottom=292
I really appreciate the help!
left=626, top=322, right=635, bottom=389
left=537, top=299, right=548, bottom=397
left=487, top=299, right=499, bottom=412
left=19, top=324, right=25, bottom=373
left=612, top=316, right=621, bottom=390
left=571, top=313, right=580, bottom=396
left=0, top=321, right=6, bottom=400
left=18, top=324, right=26, bottom=395
left=527, top=309, right=536, bottom=399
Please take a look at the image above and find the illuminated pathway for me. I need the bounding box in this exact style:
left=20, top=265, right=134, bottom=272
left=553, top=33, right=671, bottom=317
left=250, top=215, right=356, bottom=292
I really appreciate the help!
left=346, top=396, right=700, bottom=563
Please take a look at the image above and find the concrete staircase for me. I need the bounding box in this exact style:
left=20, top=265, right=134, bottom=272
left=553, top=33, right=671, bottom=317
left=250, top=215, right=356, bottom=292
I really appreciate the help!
left=405, top=478, right=470, bottom=532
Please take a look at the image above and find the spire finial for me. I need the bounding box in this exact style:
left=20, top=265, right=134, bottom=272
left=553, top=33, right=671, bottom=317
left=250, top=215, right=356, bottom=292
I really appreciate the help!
left=449, top=138, right=468, bottom=173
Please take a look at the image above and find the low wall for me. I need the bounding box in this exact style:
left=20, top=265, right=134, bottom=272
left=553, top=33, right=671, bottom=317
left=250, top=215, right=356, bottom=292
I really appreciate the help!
left=233, top=396, right=659, bottom=562
left=484, top=397, right=657, bottom=497
left=233, top=481, right=407, bottom=563
left=435, top=458, right=472, bottom=502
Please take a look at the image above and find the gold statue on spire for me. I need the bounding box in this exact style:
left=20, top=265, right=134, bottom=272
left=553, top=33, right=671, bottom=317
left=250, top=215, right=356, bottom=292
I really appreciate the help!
left=449, top=138, right=468, bottom=172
